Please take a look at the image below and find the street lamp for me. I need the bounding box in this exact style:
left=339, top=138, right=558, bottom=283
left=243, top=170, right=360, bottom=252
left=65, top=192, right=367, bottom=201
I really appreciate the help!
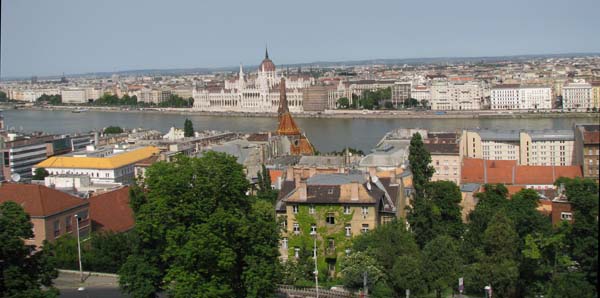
left=310, top=230, right=319, bottom=298
left=74, top=214, right=83, bottom=283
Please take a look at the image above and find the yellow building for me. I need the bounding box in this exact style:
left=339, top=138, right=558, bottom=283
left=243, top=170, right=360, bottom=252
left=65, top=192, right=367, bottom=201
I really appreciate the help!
left=34, top=146, right=160, bottom=184
left=276, top=173, right=398, bottom=278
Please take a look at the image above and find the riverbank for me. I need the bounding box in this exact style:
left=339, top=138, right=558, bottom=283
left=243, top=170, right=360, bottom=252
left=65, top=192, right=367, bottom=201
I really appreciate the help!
left=3, top=104, right=599, bottom=120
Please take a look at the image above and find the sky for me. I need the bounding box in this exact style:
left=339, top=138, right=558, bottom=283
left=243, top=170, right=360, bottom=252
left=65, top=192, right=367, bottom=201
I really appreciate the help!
left=1, top=0, right=599, bottom=78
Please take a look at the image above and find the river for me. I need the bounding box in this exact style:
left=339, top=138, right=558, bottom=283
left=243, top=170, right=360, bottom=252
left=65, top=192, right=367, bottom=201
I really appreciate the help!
left=2, top=109, right=597, bottom=153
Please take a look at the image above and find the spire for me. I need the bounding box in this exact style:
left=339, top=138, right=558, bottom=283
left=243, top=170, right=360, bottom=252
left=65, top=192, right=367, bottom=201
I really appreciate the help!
left=265, top=45, right=269, bottom=59
left=278, top=77, right=289, bottom=116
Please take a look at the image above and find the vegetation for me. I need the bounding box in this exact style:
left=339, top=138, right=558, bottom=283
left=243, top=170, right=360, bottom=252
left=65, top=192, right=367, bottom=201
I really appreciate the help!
left=183, top=118, right=194, bottom=137
left=328, top=147, right=365, bottom=156
left=359, top=88, right=391, bottom=110
left=36, top=94, right=62, bottom=105
left=158, top=94, right=194, bottom=108
left=407, top=132, right=435, bottom=196
left=46, top=232, right=136, bottom=274
left=256, top=164, right=278, bottom=203
left=32, top=167, right=50, bottom=180
left=0, top=90, right=7, bottom=101
left=104, top=126, right=124, bottom=134
left=93, top=94, right=138, bottom=106
left=0, top=201, right=58, bottom=297
left=336, top=97, right=350, bottom=109
left=120, top=153, right=280, bottom=298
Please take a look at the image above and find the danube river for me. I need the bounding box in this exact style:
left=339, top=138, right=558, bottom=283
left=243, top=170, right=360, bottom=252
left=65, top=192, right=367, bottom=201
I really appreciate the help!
left=3, top=109, right=597, bottom=153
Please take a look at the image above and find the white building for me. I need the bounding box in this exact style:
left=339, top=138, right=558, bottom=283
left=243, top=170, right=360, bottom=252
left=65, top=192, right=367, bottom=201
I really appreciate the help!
left=192, top=49, right=308, bottom=113
left=61, top=89, right=87, bottom=103
left=562, top=81, right=592, bottom=111
left=33, top=146, right=160, bottom=184
left=490, top=85, right=553, bottom=110
left=429, top=81, right=483, bottom=110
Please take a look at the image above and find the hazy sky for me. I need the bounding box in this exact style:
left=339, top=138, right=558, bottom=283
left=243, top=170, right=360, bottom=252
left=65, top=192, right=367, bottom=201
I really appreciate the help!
left=2, top=0, right=599, bottom=78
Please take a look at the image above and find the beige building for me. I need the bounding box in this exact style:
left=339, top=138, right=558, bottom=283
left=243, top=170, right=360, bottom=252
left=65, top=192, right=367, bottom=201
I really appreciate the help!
left=276, top=173, right=398, bottom=277
left=562, top=81, right=592, bottom=110
left=61, top=88, right=87, bottom=103
left=461, top=129, right=574, bottom=166
left=425, top=143, right=461, bottom=185
left=574, top=124, right=600, bottom=181
left=0, top=183, right=90, bottom=248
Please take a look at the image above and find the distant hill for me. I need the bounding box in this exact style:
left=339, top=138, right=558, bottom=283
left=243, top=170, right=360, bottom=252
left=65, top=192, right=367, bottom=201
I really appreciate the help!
left=3, top=52, right=599, bottom=81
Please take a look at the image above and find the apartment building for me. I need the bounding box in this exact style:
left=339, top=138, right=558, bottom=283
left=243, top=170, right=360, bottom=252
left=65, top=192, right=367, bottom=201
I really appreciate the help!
left=276, top=173, right=398, bottom=277
left=461, top=129, right=574, bottom=166
left=425, top=143, right=461, bottom=185
left=562, top=81, right=592, bottom=110
left=391, top=82, right=411, bottom=107
left=61, top=88, right=87, bottom=103
left=574, top=124, right=600, bottom=180
left=490, top=84, right=553, bottom=110
left=0, top=183, right=90, bottom=247
left=1, top=135, right=57, bottom=180
left=429, top=81, right=483, bottom=110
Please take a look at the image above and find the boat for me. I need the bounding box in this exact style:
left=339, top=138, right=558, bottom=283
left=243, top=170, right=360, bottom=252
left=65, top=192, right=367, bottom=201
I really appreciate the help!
left=72, top=108, right=88, bottom=113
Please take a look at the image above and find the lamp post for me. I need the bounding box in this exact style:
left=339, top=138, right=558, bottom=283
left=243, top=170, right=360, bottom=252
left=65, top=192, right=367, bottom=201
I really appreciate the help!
left=74, top=214, right=83, bottom=283
left=310, top=231, right=319, bottom=298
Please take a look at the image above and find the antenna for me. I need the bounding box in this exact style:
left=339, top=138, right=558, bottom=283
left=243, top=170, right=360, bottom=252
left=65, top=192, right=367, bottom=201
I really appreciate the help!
left=11, top=173, right=21, bottom=182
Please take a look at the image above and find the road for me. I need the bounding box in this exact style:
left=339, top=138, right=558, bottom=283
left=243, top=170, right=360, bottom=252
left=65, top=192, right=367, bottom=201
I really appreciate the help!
left=54, top=271, right=127, bottom=298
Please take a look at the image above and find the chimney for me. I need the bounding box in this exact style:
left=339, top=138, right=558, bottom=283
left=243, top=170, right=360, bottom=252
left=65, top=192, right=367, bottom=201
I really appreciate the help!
left=294, top=172, right=301, bottom=187
left=351, top=181, right=359, bottom=201
left=298, top=181, right=307, bottom=201
left=309, top=167, right=316, bottom=177
left=286, top=167, right=294, bottom=181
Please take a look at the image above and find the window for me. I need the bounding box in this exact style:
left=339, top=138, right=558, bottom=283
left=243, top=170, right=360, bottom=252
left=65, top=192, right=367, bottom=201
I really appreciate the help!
left=293, top=223, right=300, bottom=235
left=343, top=205, right=351, bottom=214
left=560, top=212, right=573, bottom=221
left=282, top=237, right=288, bottom=249
left=53, top=220, right=60, bottom=237
left=310, top=224, right=317, bottom=234
left=361, top=224, right=369, bottom=233
left=294, top=247, right=300, bottom=259
left=328, top=238, right=335, bottom=250
left=345, top=224, right=352, bottom=237
left=326, top=213, right=335, bottom=225
left=292, top=205, right=298, bottom=214
left=361, top=207, right=369, bottom=216
left=309, top=205, right=315, bottom=214
left=65, top=216, right=72, bottom=232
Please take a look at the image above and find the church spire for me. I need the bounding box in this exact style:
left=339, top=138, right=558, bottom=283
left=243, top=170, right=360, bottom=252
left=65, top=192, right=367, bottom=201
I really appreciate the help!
left=265, top=45, right=269, bottom=59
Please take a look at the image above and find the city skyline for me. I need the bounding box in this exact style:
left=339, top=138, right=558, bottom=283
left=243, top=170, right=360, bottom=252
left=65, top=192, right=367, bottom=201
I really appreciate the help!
left=2, top=0, right=600, bottom=78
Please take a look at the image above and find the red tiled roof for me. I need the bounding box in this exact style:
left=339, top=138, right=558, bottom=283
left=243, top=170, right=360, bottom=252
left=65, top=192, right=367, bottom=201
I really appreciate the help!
left=461, top=158, right=582, bottom=185
left=88, top=187, right=134, bottom=233
left=269, top=169, right=283, bottom=185
left=0, top=183, right=87, bottom=217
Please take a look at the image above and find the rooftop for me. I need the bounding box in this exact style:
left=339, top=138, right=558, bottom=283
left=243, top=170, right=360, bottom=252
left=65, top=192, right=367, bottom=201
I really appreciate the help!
left=0, top=183, right=88, bottom=217
left=35, top=146, right=160, bottom=170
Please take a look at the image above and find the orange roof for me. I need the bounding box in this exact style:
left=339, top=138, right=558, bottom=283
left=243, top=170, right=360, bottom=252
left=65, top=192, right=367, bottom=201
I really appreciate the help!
left=36, top=146, right=160, bottom=170
left=0, top=183, right=88, bottom=217
left=461, top=158, right=582, bottom=185
left=290, top=136, right=315, bottom=155
left=88, top=187, right=134, bottom=233
left=277, top=112, right=301, bottom=135
left=269, top=169, right=283, bottom=184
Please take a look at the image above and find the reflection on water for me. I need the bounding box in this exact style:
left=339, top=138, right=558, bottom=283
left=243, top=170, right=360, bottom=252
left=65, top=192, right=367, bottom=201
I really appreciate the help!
left=4, top=109, right=596, bottom=153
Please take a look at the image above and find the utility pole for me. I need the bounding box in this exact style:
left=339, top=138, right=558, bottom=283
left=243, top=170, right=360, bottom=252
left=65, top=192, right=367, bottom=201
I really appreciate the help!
left=311, top=231, right=319, bottom=298
left=74, top=214, right=83, bottom=283
left=363, top=271, right=368, bottom=297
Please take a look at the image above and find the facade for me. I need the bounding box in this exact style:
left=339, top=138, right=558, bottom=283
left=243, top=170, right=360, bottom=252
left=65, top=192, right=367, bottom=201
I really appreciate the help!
left=490, top=85, right=553, bottom=110
left=302, top=85, right=331, bottom=112
left=1, top=135, right=56, bottom=180
left=461, top=129, right=575, bottom=166
left=574, top=124, right=600, bottom=180
left=276, top=173, right=397, bottom=277
left=0, top=183, right=90, bottom=247
left=425, top=143, right=461, bottom=185
left=193, top=50, right=309, bottom=113
left=61, top=89, right=88, bottom=103
left=391, top=82, right=411, bottom=107
left=429, top=81, right=483, bottom=110
left=562, top=81, right=592, bottom=110
left=591, top=81, right=600, bottom=109
left=33, top=146, right=160, bottom=184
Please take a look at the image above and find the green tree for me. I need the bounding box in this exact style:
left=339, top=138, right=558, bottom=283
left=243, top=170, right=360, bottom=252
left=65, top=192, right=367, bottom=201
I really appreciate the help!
left=547, top=272, right=596, bottom=298
left=104, top=126, right=124, bottom=134
left=421, top=235, right=461, bottom=298
left=383, top=101, right=394, bottom=110
left=403, top=98, right=419, bottom=108
left=408, top=132, right=434, bottom=196
left=256, top=165, right=277, bottom=203
left=336, top=97, right=350, bottom=109
left=409, top=181, right=463, bottom=247
left=119, top=153, right=280, bottom=298
left=340, top=251, right=384, bottom=292
left=0, top=201, right=59, bottom=297
left=183, top=118, right=194, bottom=137
left=0, top=90, right=7, bottom=101
left=33, top=167, right=50, bottom=180
left=36, top=94, right=62, bottom=105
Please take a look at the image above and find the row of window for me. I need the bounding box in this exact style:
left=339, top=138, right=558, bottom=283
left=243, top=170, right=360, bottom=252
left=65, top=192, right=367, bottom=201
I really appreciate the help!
left=293, top=205, right=369, bottom=216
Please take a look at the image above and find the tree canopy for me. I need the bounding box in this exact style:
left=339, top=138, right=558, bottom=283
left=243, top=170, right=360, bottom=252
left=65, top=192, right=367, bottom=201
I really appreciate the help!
left=104, top=126, right=124, bottom=134
left=36, top=94, right=62, bottom=105
left=183, top=118, right=194, bottom=137
left=32, top=167, right=50, bottom=180
left=119, top=153, right=280, bottom=298
left=0, top=201, right=58, bottom=297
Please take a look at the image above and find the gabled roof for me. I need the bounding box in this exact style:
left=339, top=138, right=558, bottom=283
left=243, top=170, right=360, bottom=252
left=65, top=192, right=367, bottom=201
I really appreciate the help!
left=88, top=187, right=134, bottom=233
left=35, top=146, right=160, bottom=170
left=0, top=183, right=88, bottom=217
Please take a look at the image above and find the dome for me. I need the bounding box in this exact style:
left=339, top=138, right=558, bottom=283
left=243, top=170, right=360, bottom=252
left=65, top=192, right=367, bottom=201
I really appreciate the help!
left=259, top=47, right=276, bottom=72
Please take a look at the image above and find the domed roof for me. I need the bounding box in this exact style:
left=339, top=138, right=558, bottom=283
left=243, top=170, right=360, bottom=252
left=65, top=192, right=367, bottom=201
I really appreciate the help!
left=259, top=47, right=276, bottom=72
